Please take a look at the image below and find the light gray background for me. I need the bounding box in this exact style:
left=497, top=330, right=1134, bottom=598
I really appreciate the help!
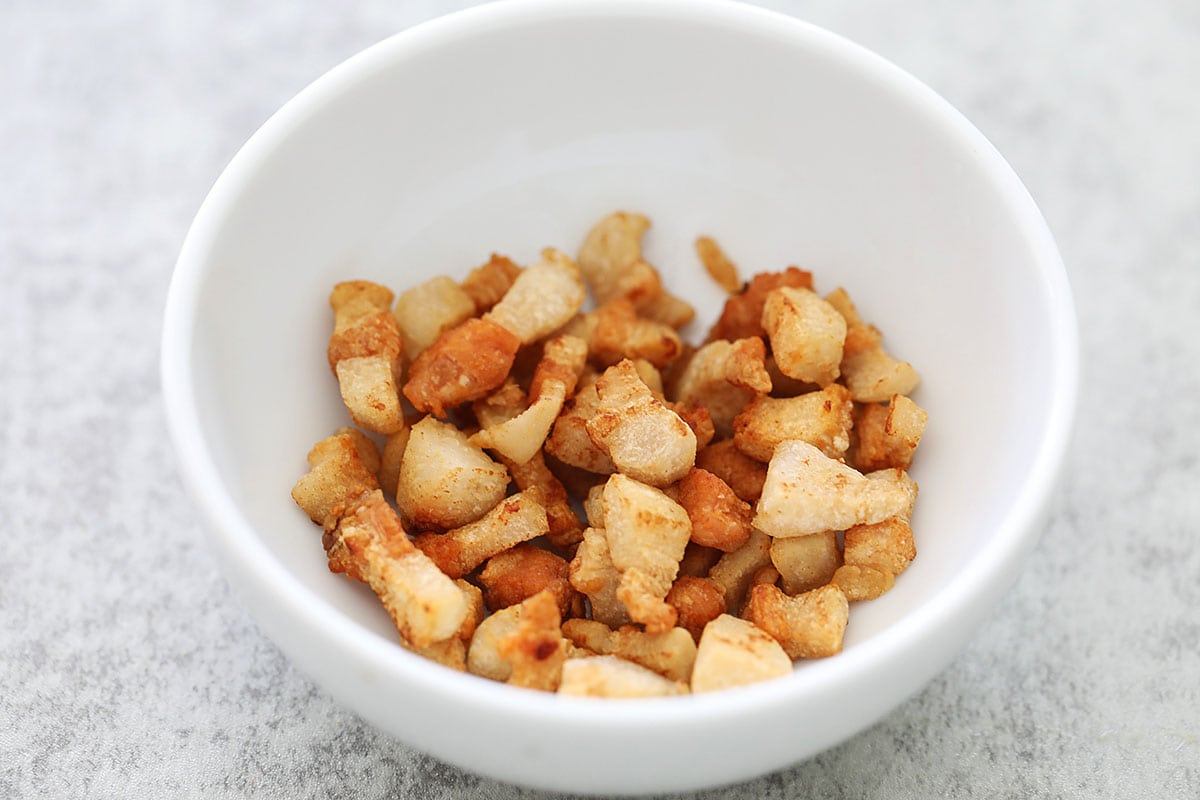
left=2, top=1, right=1197, bottom=798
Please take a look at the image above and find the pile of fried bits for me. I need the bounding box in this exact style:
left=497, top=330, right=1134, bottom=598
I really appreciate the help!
left=291, top=211, right=928, bottom=698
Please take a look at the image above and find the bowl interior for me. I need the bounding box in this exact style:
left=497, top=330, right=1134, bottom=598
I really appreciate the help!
left=167, top=0, right=1073, bottom=790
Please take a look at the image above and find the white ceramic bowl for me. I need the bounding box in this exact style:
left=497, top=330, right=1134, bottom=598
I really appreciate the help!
left=161, top=0, right=1077, bottom=793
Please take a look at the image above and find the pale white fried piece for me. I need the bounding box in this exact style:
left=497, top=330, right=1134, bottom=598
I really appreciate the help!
left=485, top=248, right=586, bottom=345
left=665, top=575, right=726, bottom=643
left=467, top=604, right=522, bottom=682
left=694, top=235, right=741, bottom=294
left=326, top=281, right=405, bottom=434
left=576, top=211, right=662, bottom=308
left=866, top=467, right=919, bottom=519
left=558, top=656, right=689, bottom=698
left=762, top=286, right=847, bottom=387
left=770, top=532, right=842, bottom=595
left=326, top=490, right=468, bottom=648
left=732, top=384, right=854, bottom=462
left=291, top=429, right=380, bottom=530
left=672, top=338, right=772, bottom=438
left=544, top=377, right=617, bottom=475
left=602, top=474, right=692, bottom=633
left=529, top=334, right=588, bottom=403
left=584, top=298, right=683, bottom=369
left=461, top=253, right=523, bottom=314
left=335, top=357, right=405, bottom=435
left=403, top=318, right=521, bottom=417
left=478, top=543, right=575, bottom=616
left=675, top=468, right=753, bottom=553
left=582, top=483, right=606, bottom=529
left=396, top=416, right=509, bottom=531
left=848, top=394, right=929, bottom=472
left=377, top=423, right=411, bottom=501
left=586, top=360, right=696, bottom=487
left=561, top=619, right=697, bottom=683
left=412, top=492, right=548, bottom=579
left=497, top=589, right=567, bottom=691
left=690, top=614, right=793, bottom=693
left=707, top=527, right=772, bottom=613
left=695, top=439, right=768, bottom=504
left=500, top=450, right=585, bottom=549
left=754, top=440, right=912, bottom=538
left=745, top=583, right=849, bottom=659
left=831, top=287, right=920, bottom=403
left=393, top=276, right=476, bottom=361
left=568, top=526, right=631, bottom=628
left=707, top=267, right=813, bottom=342
left=470, top=379, right=567, bottom=465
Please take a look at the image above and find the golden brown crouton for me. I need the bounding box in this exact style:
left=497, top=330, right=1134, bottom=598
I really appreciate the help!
left=412, top=492, right=548, bottom=579
left=694, top=439, right=768, bottom=504
left=461, top=253, right=522, bottom=314
left=675, top=468, right=753, bottom=553
left=732, top=384, right=854, bottom=462
left=848, top=394, right=929, bottom=472
left=561, top=619, right=697, bottom=682
left=586, top=298, right=683, bottom=369
left=746, top=583, right=849, bottom=659
left=497, top=590, right=567, bottom=691
left=832, top=289, right=920, bottom=403
left=665, top=576, right=726, bottom=643
left=403, top=317, right=520, bottom=417
left=694, top=235, right=741, bottom=294
left=478, top=543, right=574, bottom=616
left=291, top=429, right=381, bottom=530
left=707, top=267, right=813, bottom=342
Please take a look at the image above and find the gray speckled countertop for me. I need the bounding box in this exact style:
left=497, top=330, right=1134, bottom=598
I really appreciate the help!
left=2, top=1, right=1198, bottom=798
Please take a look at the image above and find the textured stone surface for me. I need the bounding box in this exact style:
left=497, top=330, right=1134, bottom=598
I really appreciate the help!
left=2, top=1, right=1198, bottom=798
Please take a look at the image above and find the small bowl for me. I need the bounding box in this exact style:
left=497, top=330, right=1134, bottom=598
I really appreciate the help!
left=161, top=0, right=1077, bottom=793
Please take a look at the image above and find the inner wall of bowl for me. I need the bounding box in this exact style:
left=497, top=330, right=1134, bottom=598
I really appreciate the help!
left=192, top=11, right=1055, bottom=648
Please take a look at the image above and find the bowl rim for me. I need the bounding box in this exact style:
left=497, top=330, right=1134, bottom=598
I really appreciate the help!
left=161, top=0, right=1078, bottom=733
